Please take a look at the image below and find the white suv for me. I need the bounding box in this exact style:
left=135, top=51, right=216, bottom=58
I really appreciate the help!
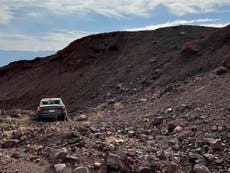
left=36, top=98, right=67, bottom=121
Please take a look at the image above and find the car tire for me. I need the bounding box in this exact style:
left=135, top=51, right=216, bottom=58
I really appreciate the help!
left=58, top=115, right=65, bottom=121
left=37, top=116, right=42, bottom=121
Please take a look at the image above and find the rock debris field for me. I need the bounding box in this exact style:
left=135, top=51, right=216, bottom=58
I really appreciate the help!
left=0, top=71, right=230, bottom=173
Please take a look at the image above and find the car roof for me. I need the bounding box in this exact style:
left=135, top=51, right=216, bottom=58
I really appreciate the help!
left=41, top=98, right=62, bottom=101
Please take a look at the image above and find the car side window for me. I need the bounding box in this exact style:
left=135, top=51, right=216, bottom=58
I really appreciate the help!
left=54, top=100, right=60, bottom=104
left=40, top=99, right=63, bottom=106
left=42, top=101, right=48, bottom=105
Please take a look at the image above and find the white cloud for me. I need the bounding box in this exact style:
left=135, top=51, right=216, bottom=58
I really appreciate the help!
left=27, top=12, right=43, bottom=17
left=1, top=0, right=230, bottom=24
left=200, top=23, right=230, bottom=27
left=0, top=31, right=92, bottom=51
left=152, top=0, right=230, bottom=16
left=0, top=5, right=14, bottom=24
left=124, top=19, right=229, bottom=31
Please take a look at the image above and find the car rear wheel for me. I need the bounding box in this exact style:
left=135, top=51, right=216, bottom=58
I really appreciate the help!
left=58, top=115, right=65, bottom=121
left=37, top=115, right=42, bottom=121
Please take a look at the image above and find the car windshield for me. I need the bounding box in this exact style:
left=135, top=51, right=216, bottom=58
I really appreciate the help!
left=42, top=100, right=61, bottom=105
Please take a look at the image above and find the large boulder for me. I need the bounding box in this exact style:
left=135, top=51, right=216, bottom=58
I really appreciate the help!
left=181, top=42, right=200, bottom=54
left=72, top=166, right=91, bottom=173
left=53, top=163, right=66, bottom=173
left=215, top=66, right=227, bottom=75
left=137, top=155, right=158, bottom=173
left=98, top=153, right=131, bottom=173
left=222, top=57, right=230, bottom=69
left=192, top=164, right=211, bottom=173
left=1, top=139, right=19, bottom=148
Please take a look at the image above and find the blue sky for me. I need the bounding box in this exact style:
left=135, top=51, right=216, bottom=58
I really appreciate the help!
left=0, top=0, right=230, bottom=66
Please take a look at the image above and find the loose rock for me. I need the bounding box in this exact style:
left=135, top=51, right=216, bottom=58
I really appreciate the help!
left=215, top=66, right=227, bottom=75
left=54, top=163, right=66, bottom=173
left=77, top=115, right=88, bottom=121
left=72, top=166, right=90, bottom=173
left=1, top=139, right=18, bottom=148
left=192, top=164, right=211, bottom=173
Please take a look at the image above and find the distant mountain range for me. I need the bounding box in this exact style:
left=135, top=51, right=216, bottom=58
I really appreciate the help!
left=0, top=50, right=55, bottom=67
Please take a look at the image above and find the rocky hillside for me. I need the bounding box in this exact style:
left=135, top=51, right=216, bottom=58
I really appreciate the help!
left=0, top=66, right=229, bottom=173
left=0, top=25, right=229, bottom=111
left=0, top=25, right=230, bottom=173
